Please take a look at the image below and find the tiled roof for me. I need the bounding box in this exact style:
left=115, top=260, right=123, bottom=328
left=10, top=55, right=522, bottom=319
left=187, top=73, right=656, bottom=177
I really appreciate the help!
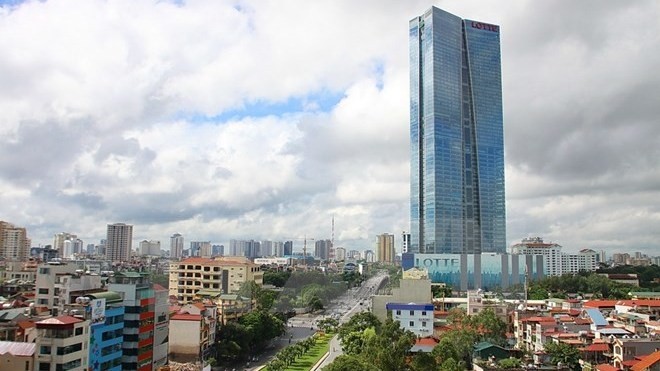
left=595, top=364, right=619, bottom=371
left=36, top=315, right=83, bottom=325
left=584, top=300, right=619, bottom=308
left=415, top=337, right=438, bottom=346
left=171, top=313, right=201, bottom=321
left=16, top=321, right=35, bottom=330
left=582, top=343, right=609, bottom=352
left=631, top=351, right=660, bottom=371
left=0, top=341, right=36, bottom=356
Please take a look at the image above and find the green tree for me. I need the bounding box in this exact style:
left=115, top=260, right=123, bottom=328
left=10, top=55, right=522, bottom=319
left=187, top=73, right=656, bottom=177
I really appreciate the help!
left=439, top=358, right=466, bottom=371
left=498, top=357, right=522, bottom=369
left=410, top=351, right=438, bottom=371
left=322, top=355, right=379, bottom=371
left=338, top=311, right=381, bottom=342
left=215, top=321, right=251, bottom=360
left=544, top=341, right=581, bottom=370
left=362, top=318, right=416, bottom=371
left=432, top=285, right=453, bottom=298
left=263, top=270, right=292, bottom=287
left=471, top=308, right=507, bottom=345
left=317, top=317, right=339, bottom=333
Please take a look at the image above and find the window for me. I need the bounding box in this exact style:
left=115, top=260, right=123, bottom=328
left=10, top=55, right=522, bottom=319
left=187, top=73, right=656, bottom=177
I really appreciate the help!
left=396, top=310, right=401, bottom=315
left=410, top=310, right=414, bottom=315
left=38, top=288, right=49, bottom=294
left=39, top=268, right=50, bottom=274
left=39, top=363, right=50, bottom=371
left=40, top=346, right=51, bottom=354
left=409, top=321, right=414, bottom=327
left=421, top=311, right=427, bottom=316
left=75, top=327, right=83, bottom=335
left=422, top=321, right=427, bottom=327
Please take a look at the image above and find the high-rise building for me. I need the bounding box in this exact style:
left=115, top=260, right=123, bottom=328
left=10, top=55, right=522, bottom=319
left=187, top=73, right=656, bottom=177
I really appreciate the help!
left=170, top=233, right=184, bottom=259
left=190, top=241, right=211, bottom=257
left=511, top=237, right=598, bottom=276
left=53, top=232, right=77, bottom=253
left=376, top=233, right=396, bottom=263
left=139, top=239, right=161, bottom=256
left=402, top=232, right=411, bottom=254
left=105, top=223, right=133, bottom=262
left=283, top=241, right=293, bottom=256
left=409, top=7, right=505, bottom=254
left=0, top=221, right=31, bottom=261
left=314, top=239, right=331, bottom=260
left=335, top=247, right=346, bottom=261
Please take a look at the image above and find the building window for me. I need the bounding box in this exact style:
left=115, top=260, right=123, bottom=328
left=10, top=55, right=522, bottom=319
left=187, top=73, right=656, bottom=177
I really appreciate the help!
left=39, top=268, right=50, bottom=274
left=75, top=327, right=83, bottom=336
left=422, top=321, right=427, bottom=327
left=40, top=346, right=51, bottom=354
left=396, top=310, right=401, bottom=315
left=409, top=321, right=414, bottom=327
left=421, top=311, right=427, bottom=316
left=39, top=363, right=50, bottom=371
left=38, top=288, right=49, bottom=294
left=410, top=310, right=414, bottom=315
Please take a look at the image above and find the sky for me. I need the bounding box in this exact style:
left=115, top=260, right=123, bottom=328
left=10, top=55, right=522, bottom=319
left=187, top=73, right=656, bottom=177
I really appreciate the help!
left=1, top=0, right=659, bottom=256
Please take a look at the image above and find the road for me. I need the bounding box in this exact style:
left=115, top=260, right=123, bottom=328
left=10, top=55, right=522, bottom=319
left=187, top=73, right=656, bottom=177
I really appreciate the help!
left=234, top=270, right=388, bottom=371
left=315, top=271, right=389, bottom=369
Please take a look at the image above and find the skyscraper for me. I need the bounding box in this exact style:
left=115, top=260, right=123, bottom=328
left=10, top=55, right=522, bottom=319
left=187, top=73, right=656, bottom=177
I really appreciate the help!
left=170, top=233, right=184, bottom=259
left=409, top=7, right=505, bottom=254
left=106, top=223, right=133, bottom=261
left=376, top=233, right=395, bottom=263
left=0, top=221, right=31, bottom=261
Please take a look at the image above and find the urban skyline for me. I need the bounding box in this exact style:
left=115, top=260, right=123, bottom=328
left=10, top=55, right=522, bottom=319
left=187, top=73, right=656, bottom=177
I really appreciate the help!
left=1, top=1, right=659, bottom=256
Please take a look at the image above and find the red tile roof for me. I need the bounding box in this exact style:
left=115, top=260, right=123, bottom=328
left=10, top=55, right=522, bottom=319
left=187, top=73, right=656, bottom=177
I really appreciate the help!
left=16, top=321, right=35, bottom=330
left=584, top=300, right=619, bottom=308
left=596, top=364, right=619, bottom=371
left=522, top=316, right=556, bottom=322
left=170, top=313, right=201, bottom=321
left=415, top=337, right=439, bottom=346
left=582, top=343, right=610, bottom=352
left=631, top=351, right=660, bottom=371
left=623, top=359, right=640, bottom=367
left=36, top=316, right=83, bottom=325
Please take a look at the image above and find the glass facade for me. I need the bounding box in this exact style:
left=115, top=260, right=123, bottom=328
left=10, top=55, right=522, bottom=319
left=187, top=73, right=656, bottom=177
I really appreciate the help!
left=410, top=7, right=505, bottom=254
left=402, top=253, right=544, bottom=291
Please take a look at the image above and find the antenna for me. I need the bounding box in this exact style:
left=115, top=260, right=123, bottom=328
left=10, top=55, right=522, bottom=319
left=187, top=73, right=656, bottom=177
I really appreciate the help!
left=331, top=215, right=335, bottom=261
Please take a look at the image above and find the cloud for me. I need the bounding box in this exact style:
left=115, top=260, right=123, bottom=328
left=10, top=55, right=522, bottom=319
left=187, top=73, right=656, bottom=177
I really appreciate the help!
left=0, top=0, right=658, bottom=257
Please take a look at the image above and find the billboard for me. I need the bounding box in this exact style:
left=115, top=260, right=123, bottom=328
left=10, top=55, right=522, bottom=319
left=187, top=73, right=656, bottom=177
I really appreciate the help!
left=90, top=298, right=106, bottom=326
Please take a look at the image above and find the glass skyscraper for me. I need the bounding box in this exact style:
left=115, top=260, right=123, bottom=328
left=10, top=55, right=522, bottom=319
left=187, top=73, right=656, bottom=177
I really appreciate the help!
left=410, top=7, right=505, bottom=254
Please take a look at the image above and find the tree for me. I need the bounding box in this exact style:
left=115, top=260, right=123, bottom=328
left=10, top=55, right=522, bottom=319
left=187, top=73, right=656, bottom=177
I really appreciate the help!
left=338, top=311, right=381, bottom=342
left=322, top=355, right=379, bottom=371
left=432, top=285, right=453, bottom=298
left=439, top=358, right=466, bottom=371
left=317, top=317, right=339, bottom=333
left=362, top=318, right=416, bottom=371
left=471, top=308, right=507, bottom=345
left=544, top=341, right=581, bottom=371
left=498, top=357, right=522, bottom=369
left=410, top=352, right=438, bottom=371
left=215, top=321, right=251, bottom=360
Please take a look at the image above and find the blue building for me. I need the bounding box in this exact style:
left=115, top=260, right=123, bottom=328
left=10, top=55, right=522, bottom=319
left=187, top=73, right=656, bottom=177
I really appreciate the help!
left=409, top=7, right=505, bottom=254
left=83, top=291, right=125, bottom=371
left=402, top=252, right=544, bottom=291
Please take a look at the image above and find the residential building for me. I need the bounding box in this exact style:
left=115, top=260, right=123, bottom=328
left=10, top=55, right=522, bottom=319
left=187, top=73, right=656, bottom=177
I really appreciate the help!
left=0, top=221, right=31, bottom=261
left=314, top=239, right=331, bottom=261
left=170, top=234, right=184, bottom=259
left=168, top=303, right=217, bottom=363
left=466, top=290, right=507, bottom=320
left=35, top=315, right=90, bottom=371
left=372, top=269, right=432, bottom=322
left=1, top=259, right=38, bottom=283
left=612, top=338, right=660, bottom=369
left=386, top=303, right=434, bottom=337
left=65, top=292, right=125, bottom=371
left=107, top=272, right=161, bottom=371
left=363, top=250, right=375, bottom=263
left=139, top=240, right=161, bottom=256
left=272, top=241, right=283, bottom=257
left=283, top=241, right=293, bottom=256
left=376, top=233, right=395, bottom=263
left=105, top=223, right=133, bottom=262
left=152, top=284, right=169, bottom=369
left=189, top=241, right=211, bottom=257
left=511, top=237, right=598, bottom=276
left=334, top=247, right=346, bottom=261
left=260, top=240, right=274, bottom=257
left=168, top=257, right=263, bottom=303
left=0, top=341, right=35, bottom=370
left=35, top=262, right=103, bottom=312
left=409, top=7, right=505, bottom=255
left=402, top=232, right=411, bottom=254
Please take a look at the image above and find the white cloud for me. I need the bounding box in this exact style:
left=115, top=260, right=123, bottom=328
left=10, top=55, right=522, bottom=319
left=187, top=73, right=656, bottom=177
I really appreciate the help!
left=0, top=0, right=659, bottom=256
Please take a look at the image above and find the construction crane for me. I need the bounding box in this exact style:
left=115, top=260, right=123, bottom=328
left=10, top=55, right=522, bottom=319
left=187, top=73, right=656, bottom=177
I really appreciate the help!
left=285, top=236, right=315, bottom=269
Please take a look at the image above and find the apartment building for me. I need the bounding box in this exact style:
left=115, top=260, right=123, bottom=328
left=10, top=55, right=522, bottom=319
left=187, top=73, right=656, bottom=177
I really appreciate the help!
left=169, top=302, right=217, bottom=363
left=168, top=257, right=263, bottom=303
left=35, top=315, right=90, bottom=371
left=386, top=303, right=434, bottom=337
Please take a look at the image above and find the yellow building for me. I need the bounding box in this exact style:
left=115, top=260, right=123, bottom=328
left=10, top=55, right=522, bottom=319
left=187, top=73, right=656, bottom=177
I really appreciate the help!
left=168, top=257, right=263, bottom=303
left=376, top=233, right=395, bottom=263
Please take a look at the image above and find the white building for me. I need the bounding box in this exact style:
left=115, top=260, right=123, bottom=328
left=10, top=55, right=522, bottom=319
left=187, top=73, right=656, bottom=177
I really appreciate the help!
left=170, top=233, right=184, bottom=259
left=105, top=223, right=133, bottom=262
left=335, top=247, right=346, bottom=261
left=35, top=316, right=90, bottom=371
left=511, top=237, right=598, bottom=276
left=386, top=303, right=434, bottom=337
left=139, top=240, right=161, bottom=256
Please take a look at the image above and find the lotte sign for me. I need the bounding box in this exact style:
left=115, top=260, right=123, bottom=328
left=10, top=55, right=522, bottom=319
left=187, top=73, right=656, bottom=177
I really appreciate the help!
left=471, top=21, right=499, bottom=33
